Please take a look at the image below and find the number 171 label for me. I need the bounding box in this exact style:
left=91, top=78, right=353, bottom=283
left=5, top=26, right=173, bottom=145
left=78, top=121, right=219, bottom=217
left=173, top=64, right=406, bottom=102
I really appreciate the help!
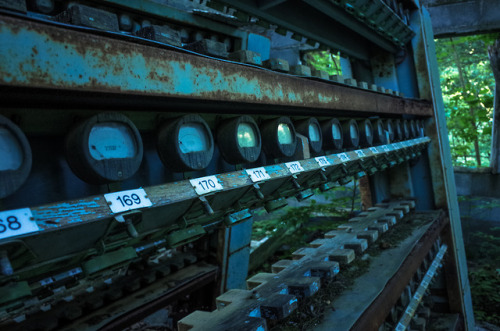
left=105, top=188, right=153, bottom=213
left=0, top=208, right=39, bottom=240
left=246, top=167, right=271, bottom=182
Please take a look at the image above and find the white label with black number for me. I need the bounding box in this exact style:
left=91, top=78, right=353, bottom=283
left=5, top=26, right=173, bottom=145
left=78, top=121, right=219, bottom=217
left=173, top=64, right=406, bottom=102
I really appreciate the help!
left=369, top=147, right=379, bottom=154
left=105, top=188, right=153, bottom=213
left=338, top=153, right=350, bottom=163
left=315, top=156, right=331, bottom=167
left=246, top=167, right=271, bottom=182
left=354, top=150, right=366, bottom=158
left=285, top=161, right=304, bottom=174
left=190, top=176, right=223, bottom=195
left=381, top=145, right=390, bottom=152
left=0, top=208, right=39, bottom=240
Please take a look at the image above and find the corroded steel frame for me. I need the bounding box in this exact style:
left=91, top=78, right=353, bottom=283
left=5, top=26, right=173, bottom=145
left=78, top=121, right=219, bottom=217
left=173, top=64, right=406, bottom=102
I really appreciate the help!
left=0, top=14, right=432, bottom=116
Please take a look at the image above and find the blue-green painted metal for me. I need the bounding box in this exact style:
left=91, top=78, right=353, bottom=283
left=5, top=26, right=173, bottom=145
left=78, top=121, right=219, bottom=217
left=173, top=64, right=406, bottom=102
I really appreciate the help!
left=411, top=6, right=475, bottom=328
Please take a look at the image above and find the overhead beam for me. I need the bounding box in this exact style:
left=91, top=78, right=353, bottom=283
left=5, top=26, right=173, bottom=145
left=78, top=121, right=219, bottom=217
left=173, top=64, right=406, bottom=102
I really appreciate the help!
left=0, top=14, right=432, bottom=116
left=258, top=0, right=288, bottom=10
left=217, top=0, right=398, bottom=60
left=422, top=0, right=500, bottom=37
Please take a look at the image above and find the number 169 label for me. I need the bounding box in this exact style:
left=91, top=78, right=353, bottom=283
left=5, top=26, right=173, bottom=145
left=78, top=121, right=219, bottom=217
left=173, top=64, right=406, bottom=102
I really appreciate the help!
left=105, top=188, right=153, bottom=213
left=0, top=208, right=39, bottom=240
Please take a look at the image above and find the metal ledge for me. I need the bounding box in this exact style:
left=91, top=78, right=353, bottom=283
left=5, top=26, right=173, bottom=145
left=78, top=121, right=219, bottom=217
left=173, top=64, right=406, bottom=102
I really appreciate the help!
left=0, top=14, right=432, bottom=116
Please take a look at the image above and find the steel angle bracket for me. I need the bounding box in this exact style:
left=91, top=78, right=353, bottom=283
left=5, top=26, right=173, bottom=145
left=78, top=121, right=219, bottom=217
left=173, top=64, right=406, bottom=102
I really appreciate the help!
left=0, top=137, right=430, bottom=283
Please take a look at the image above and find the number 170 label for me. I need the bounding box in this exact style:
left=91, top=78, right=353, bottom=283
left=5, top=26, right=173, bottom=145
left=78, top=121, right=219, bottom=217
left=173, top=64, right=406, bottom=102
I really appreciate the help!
left=0, top=208, right=39, bottom=240
left=190, top=175, right=224, bottom=195
left=105, top=188, right=153, bottom=213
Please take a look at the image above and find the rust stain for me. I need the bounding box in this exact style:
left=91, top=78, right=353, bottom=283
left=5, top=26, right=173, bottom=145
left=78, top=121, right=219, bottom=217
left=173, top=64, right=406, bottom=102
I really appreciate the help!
left=1, top=14, right=433, bottom=116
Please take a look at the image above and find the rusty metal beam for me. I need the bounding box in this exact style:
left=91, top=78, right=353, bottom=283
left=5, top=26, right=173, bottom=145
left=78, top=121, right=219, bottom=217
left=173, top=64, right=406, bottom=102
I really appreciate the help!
left=99, top=266, right=218, bottom=331
left=0, top=14, right=432, bottom=116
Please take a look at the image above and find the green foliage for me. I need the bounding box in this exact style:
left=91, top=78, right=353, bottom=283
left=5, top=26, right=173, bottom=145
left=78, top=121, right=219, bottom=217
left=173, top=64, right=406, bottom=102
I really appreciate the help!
left=464, top=229, right=500, bottom=324
left=435, top=34, right=498, bottom=167
left=252, top=183, right=360, bottom=241
left=306, top=51, right=342, bottom=76
left=251, top=197, right=349, bottom=241
left=469, top=266, right=500, bottom=324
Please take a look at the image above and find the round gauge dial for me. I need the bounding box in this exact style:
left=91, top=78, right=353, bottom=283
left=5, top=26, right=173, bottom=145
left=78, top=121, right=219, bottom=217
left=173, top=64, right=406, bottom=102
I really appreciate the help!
left=409, top=120, right=417, bottom=138
left=178, top=123, right=210, bottom=153
left=157, top=114, right=214, bottom=171
left=321, top=118, right=343, bottom=151
left=295, top=118, right=323, bottom=153
left=89, top=123, right=137, bottom=160
left=261, top=117, right=297, bottom=158
left=372, top=119, right=387, bottom=145
left=402, top=120, right=410, bottom=140
left=217, top=116, right=261, bottom=164
left=358, top=119, right=373, bottom=147
left=65, top=112, right=143, bottom=184
left=342, top=119, right=359, bottom=148
left=0, top=128, right=23, bottom=171
left=309, top=123, right=321, bottom=142
left=385, top=119, right=395, bottom=143
left=394, top=119, right=404, bottom=141
left=237, top=123, right=257, bottom=148
left=0, top=115, right=32, bottom=199
left=277, top=123, right=293, bottom=144
left=417, top=120, right=425, bottom=137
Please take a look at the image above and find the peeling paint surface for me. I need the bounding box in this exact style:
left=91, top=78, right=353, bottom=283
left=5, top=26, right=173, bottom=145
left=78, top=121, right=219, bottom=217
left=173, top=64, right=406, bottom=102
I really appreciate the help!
left=0, top=15, right=432, bottom=115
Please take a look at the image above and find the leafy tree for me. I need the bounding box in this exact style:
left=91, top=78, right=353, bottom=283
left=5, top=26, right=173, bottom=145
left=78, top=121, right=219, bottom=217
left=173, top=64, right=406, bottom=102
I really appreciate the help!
left=305, top=51, right=342, bottom=76
left=435, top=34, right=498, bottom=167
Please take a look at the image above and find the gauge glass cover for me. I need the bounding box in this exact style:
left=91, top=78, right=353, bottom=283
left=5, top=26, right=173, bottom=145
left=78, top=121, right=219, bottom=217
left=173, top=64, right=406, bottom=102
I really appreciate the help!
left=350, top=123, right=358, bottom=139
left=89, top=122, right=137, bottom=161
left=237, top=123, right=257, bottom=148
left=332, top=123, right=341, bottom=140
left=0, top=127, right=23, bottom=171
left=308, top=123, right=321, bottom=142
left=365, top=123, right=372, bottom=137
left=178, top=123, right=209, bottom=153
left=277, top=123, right=293, bottom=144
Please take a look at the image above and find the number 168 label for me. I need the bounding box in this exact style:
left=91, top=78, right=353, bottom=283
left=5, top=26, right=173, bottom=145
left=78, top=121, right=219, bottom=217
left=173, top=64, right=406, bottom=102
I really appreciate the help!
left=0, top=208, right=39, bottom=240
left=105, top=188, right=153, bottom=213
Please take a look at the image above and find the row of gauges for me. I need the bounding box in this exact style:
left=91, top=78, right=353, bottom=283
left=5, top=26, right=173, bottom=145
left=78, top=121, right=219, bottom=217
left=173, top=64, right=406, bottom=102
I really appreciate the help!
left=0, top=113, right=425, bottom=199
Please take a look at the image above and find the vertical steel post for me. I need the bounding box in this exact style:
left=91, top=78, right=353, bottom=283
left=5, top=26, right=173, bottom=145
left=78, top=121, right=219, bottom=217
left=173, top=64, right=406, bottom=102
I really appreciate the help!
left=410, top=4, right=475, bottom=328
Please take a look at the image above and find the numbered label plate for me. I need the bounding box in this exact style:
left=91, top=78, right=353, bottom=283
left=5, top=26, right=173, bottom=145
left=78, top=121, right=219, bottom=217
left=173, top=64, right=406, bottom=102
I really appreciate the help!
left=369, top=147, right=379, bottom=154
left=381, top=145, right=390, bottom=152
left=338, top=153, right=350, bottom=163
left=354, top=149, right=366, bottom=158
left=190, top=175, right=224, bottom=195
left=285, top=161, right=305, bottom=174
left=246, top=167, right=271, bottom=182
left=0, top=208, right=39, bottom=240
left=105, top=188, right=153, bottom=213
left=315, top=156, right=331, bottom=167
